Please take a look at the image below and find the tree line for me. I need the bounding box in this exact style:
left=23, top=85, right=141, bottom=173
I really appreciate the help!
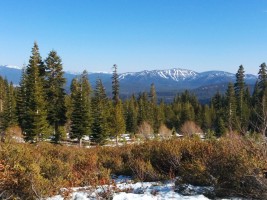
left=1, top=42, right=267, bottom=145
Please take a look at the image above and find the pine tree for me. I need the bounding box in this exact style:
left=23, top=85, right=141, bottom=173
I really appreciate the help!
left=110, top=99, right=126, bottom=144
left=70, top=78, right=83, bottom=144
left=258, top=63, right=267, bottom=93
left=251, top=64, right=267, bottom=136
left=225, top=83, right=236, bottom=132
left=16, top=67, right=27, bottom=133
left=212, top=92, right=224, bottom=111
left=45, top=50, right=67, bottom=142
left=215, top=117, right=226, bottom=137
left=112, top=64, right=120, bottom=104
left=70, top=71, right=92, bottom=146
left=91, top=79, right=110, bottom=144
left=181, top=102, right=195, bottom=125
left=110, top=65, right=125, bottom=144
left=234, top=65, right=249, bottom=134
left=201, top=105, right=212, bottom=132
left=252, top=81, right=260, bottom=107
left=80, top=70, right=92, bottom=140
left=153, top=100, right=165, bottom=133
left=2, top=82, right=17, bottom=130
left=0, top=78, right=8, bottom=129
left=137, top=92, right=151, bottom=125
left=0, top=77, right=7, bottom=114
left=24, top=42, right=50, bottom=142
left=125, top=95, right=138, bottom=134
left=149, top=83, right=157, bottom=105
left=234, top=65, right=246, bottom=116
left=149, top=83, right=161, bottom=132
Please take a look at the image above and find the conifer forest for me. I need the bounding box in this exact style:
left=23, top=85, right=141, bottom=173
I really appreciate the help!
left=1, top=42, right=267, bottom=143
left=1, top=43, right=267, bottom=199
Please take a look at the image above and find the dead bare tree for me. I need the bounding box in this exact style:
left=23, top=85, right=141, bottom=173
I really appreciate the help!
left=180, top=121, right=202, bottom=137
left=136, top=121, right=154, bottom=140
left=158, top=124, right=172, bottom=139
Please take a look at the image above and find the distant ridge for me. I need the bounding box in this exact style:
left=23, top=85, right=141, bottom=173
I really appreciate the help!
left=0, top=65, right=257, bottom=102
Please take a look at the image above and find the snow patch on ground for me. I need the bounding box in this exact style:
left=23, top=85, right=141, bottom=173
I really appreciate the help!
left=47, top=176, right=211, bottom=200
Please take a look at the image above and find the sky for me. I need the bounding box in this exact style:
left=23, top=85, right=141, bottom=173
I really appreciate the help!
left=0, top=0, right=267, bottom=75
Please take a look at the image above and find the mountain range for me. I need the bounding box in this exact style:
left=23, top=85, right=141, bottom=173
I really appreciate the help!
left=0, top=65, right=257, bottom=103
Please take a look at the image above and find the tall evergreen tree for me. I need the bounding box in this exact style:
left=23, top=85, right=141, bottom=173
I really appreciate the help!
left=70, top=78, right=83, bottom=145
left=45, top=50, right=67, bottom=142
left=225, top=83, right=236, bottom=132
left=112, top=64, right=120, bottom=104
left=110, top=65, right=125, bottom=144
left=80, top=70, right=92, bottom=139
left=215, top=117, right=226, bottom=137
left=258, top=63, right=267, bottom=93
left=110, top=99, right=126, bottom=144
left=252, top=81, right=260, bottom=107
left=91, top=79, right=110, bottom=144
left=149, top=83, right=157, bottom=105
left=125, top=95, right=138, bottom=134
left=251, top=64, right=267, bottom=136
left=70, top=71, right=92, bottom=146
left=137, top=92, right=150, bottom=125
left=0, top=77, right=7, bottom=114
left=2, top=82, right=17, bottom=130
left=201, top=105, right=212, bottom=132
left=181, top=102, right=195, bottom=125
left=24, top=42, right=50, bottom=142
left=234, top=65, right=251, bottom=134
left=234, top=65, right=246, bottom=117
left=153, top=100, right=165, bottom=133
left=16, top=67, right=27, bottom=133
left=149, top=83, right=163, bottom=133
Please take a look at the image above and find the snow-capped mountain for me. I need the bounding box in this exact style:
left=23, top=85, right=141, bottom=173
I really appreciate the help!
left=119, top=68, right=198, bottom=81
left=0, top=65, right=257, bottom=102
left=2, top=65, right=22, bottom=70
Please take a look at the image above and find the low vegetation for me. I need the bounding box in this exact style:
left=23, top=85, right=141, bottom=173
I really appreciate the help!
left=0, top=134, right=266, bottom=199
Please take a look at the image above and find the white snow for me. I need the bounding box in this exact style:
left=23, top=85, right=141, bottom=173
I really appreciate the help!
left=118, top=68, right=198, bottom=82
left=47, top=176, right=211, bottom=200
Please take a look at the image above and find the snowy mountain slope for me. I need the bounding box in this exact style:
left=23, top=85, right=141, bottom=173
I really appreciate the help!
left=0, top=65, right=23, bottom=84
left=0, top=65, right=257, bottom=101
left=119, top=68, right=198, bottom=81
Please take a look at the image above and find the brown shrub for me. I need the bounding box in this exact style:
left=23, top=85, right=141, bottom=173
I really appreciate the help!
left=0, top=134, right=266, bottom=199
left=129, top=158, right=159, bottom=182
left=98, top=145, right=132, bottom=175
left=150, top=140, right=182, bottom=176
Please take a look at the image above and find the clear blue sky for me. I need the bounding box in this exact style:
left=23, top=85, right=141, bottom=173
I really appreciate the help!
left=0, top=0, right=266, bottom=74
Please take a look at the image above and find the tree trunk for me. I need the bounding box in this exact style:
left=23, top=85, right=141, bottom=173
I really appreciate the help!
left=79, top=138, right=82, bottom=147
left=116, top=135, right=118, bottom=146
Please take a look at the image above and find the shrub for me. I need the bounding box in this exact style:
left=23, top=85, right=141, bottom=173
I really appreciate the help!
left=150, top=140, right=182, bottom=176
left=180, top=121, right=202, bottom=137
left=136, top=121, right=154, bottom=140
left=0, top=134, right=266, bottom=199
left=129, top=158, right=159, bottom=182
